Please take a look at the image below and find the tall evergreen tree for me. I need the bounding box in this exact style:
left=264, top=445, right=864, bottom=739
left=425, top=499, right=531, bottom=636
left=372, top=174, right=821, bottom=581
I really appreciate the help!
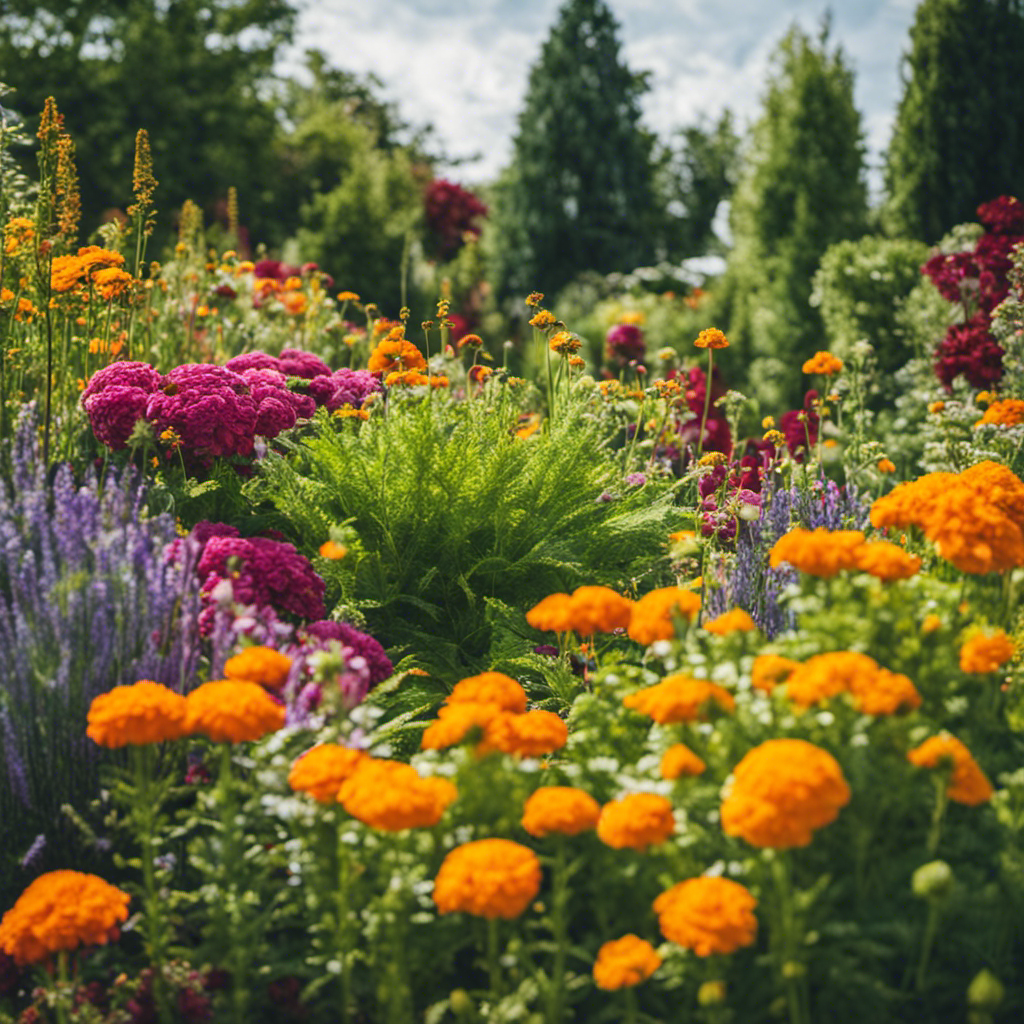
left=720, top=22, right=868, bottom=410
left=883, top=0, right=1024, bottom=242
left=490, top=0, right=658, bottom=299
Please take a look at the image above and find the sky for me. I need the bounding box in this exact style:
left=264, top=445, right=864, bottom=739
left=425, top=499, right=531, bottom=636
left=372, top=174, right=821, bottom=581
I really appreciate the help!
left=282, top=0, right=919, bottom=192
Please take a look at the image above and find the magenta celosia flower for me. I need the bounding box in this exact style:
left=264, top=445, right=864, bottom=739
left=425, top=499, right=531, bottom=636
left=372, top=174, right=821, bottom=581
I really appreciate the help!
left=302, top=620, right=393, bottom=688
left=605, top=323, right=645, bottom=365
left=977, top=195, right=1024, bottom=235
left=82, top=360, right=165, bottom=402
left=279, top=348, right=331, bottom=379
left=306, top=369, right=383, bottom=411
left=225, top=352, right=281, bottom=374
left=83, top=385, right=153, bottom=449
left=934, top=315, right=1005, bottom=389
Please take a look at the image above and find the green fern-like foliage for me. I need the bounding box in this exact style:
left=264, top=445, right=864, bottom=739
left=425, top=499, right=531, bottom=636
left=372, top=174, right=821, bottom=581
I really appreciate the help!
left=257, top=391, right=683, bottom=681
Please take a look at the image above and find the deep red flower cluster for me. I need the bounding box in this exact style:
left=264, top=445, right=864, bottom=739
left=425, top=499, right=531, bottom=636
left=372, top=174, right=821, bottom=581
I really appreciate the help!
left=424, top=179, right=488, bottom=262
left=606, top=324, right=646, bottom=366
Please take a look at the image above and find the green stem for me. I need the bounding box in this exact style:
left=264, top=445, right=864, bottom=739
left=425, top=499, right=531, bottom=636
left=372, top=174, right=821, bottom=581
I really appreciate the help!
left=487, top=917, right=502, bottom=1001
left=915, top=899, right=941, bottom=992
left=927, top=777, right=949, bottom=857
left=56, top=950, right=70, bottom=1024
left=547, top=839, right=569, bottom=1024
left=337, top=819, right=352, bottom=1024
left=623, top=986, right=638, bottom=1024
left=218, top=744, right=249, bottom=1024
left=697, top=349, right=714, bottom=460
left=770, top=853, right=808, bottom=1024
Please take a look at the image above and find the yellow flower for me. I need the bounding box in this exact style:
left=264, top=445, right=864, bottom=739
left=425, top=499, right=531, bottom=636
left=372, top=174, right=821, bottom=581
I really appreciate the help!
left=480, top=709, right=569, bottom=757
left=223, top=646, right=293, bottom=692
left=529, top=310, right=557, bottom=329
left=446, top=672, right=527, bottom=714
left=660, top=743, right=706, bottom=779
left=877, top=458, right=896, bottom=473
left=319, top=540, right=348, bottom=559
left=769, top=527, right=866, bottom=577
left=627, top=587, right=701, bottom=644
left=750, top=654, right=800, bottom=694
left=288, top=744, right=367, bottom=803
left=975, top=398, right=1024, bottom=428
left=184, top=680, right=285, bottom=743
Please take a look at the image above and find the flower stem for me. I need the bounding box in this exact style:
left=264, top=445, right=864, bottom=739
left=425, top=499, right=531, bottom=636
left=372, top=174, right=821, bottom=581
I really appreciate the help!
left=697, top=349, right=714, bottom=460
left=915, top=898, right=941, bottom=992
left=927, top=777, right=949, bottom=857
left=547, top=838, right=569, bottom=1024
left=487, top=917, right=502, bottom=1002
left=337, top=819, right=352, bottom=1024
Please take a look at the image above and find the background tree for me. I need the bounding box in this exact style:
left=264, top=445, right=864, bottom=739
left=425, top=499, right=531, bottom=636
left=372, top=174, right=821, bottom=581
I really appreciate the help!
left=0, top=0, right=295, bottom=245
left=489, top=0, right=659, bottom=300
left=883, top=0, right=1024, bottom=242
left=718, top=21, right=868, bottom=410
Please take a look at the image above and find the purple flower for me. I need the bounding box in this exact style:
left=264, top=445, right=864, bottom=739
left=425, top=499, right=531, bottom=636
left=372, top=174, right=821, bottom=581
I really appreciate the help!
left=625, top=472, right=647, bottom=487
left=224, top=351, right=281, bottom=374
left=83, top=385, right=152, bottom=449
left=302, top=620, right=393, bottom=688
left=279, top=348, right=332, bottom=379
left=606, top=323, right=645, bottom=365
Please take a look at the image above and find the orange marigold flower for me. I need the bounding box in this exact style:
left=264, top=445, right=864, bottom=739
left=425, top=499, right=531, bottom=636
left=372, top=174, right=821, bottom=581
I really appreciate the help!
left=627, top=587, right=701, bottom=644
left=526, top=593, right=575, bottom=632
left=849, top=668, right=922, bottom=716
left=433, top=839, right=541, bottom=919
left=597, top=793, right=675, bottom=851
left=928, top=400, right=945, bottom=414
left=288, top=744, right=367, bottom=803
left=802, top=351, right=844, bottom=375
left=704, top=608, right=757, bottom=636
left=521, top=786, right=601, bottom=837
left=959, top=630, right=1016, bottom=673
left=86, top=681, right=188, bottom=747
left=446, top=672, right=527, bottom=714
left=720, top=739, right=850, bottom=849
left=660, top=743, right=706, bottom=779
left=319, top=539, right=348, bottom=559
left=184, top=679, right=285, bottom=743
left=223, top=646, right=293, bottom=692
left=368, top=337, right=427, bottom=374
left=785, top=651, right=880, bottom=708
left=50, top=254, right=85, bottom=292
left=877, top=458, right=896, bottom=474
left=975, top=398, right=1024, bottom=428
left=922, top=614, right=942, bottom=634
left=750, top=654, right=800, bottom=694
left=624, top=675, right=735, bottom=724
left=529, top=310, right=557, bottom=329
left=907, top=734, right=993, bottom=805
left=339, top=759, right=457, bottom=830
left=481, top=709, right=568, bottom=757
left=549, top=331, right=582, bottom=354
left=0, top=871, right=130, bottom=966
left=93, top=267, right=133, bottom=300
left=421, top=702, right=504, bottom=749
left=77, top=245, right=125, bottom=273
left=593, top=934, right=662, bottom=990
left=567, top=585, right=635, bottom=634
left=958, top=461, right=1024, bottom=534
left=694, top=327, right=729, bottom=349
left=852, top=540, right=922, bottom=582
left=869, top=473, right=958, bottom=530
left=653, top=877, right=758, bottom=956
left=769, top=527, right=866, bottom=577
left=336, top=290, right=360, bottom=302
left=923, top=486, right=1024, bottom=574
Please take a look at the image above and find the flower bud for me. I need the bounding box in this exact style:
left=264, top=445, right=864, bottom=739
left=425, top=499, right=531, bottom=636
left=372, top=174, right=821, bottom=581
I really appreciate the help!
left=912, top=860, right=954, bottom=901
left=698, top=980, right=727, bottom=1006
left=449, top=989, right=474, bottom=1017
left=782, top=961, right=807, bottom=980
left=967, top=969, right=1005, bottom=1010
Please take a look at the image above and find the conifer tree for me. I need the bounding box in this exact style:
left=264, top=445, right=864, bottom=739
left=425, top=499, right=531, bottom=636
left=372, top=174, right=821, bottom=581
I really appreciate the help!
left=883, top=0, right=1024, bottom=242
left=490, top=0, right=658, bottom=299
left=720, top=22, right=868, bottom=410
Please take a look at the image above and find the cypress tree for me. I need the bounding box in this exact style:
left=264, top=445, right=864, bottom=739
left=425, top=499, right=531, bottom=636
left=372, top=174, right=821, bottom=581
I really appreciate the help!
left=883, top=0, right=1024, bottom=242
left=491, top=0, right=658, bottom=299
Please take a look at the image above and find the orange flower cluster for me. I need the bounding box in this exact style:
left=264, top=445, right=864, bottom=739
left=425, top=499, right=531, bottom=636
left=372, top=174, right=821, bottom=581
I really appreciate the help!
left=802, top=351, right=844, bottom=375
left=623, top=675, right=735, bottom=724
left=433, top=839, right=541, bottom=919
left=959, top=629, right=1016, bottom=673
left=50, top=246, right=125, bottom=294
left=660, top=743, right=706, bottom=779
left=184, top=680, right=285, bottom=743
left=750, top=654, right=800, bottom=694
left=721, top=739, right=851, bottom=849
left=288, top=744, right=367, bottom=804
left=384, top=369, right=449, bottom=388
left=0, top=871, right=130, bottom=965
left=368, top=336, right=427, bottom=374
left=448, top=672, right=528, bottom=712
left=626, top=587, right=701, bottom=644
left=86, top=681, right=187, bottom=747
left=785, top=651, right=921, bottom=715
left=527, top=586, right=634, bottom=635
left=480, top=709, right=569, bottom=757
left=907, top=734, right=993, bottom=805
left=421, top=701, right=504, bottom=749
left=704, top=608, right=757, bottom=636
left=975, top=398, right=1024, bottom=428
left=597, top=793, right=675, bottom=851
left=694, top=327, right=729, bottom=349
left=592, top=934, right=662, bottom=990
left=852, top=541, right=921, bottom=582
left=521, top=786, right=601, bottom=837
left=653, top=877, right=758, bottom=956
left=338, top=759, right=457, bottom=830
left=769, top=528, right=866, bottom=577
left=224, top=646, right=293, bottom=692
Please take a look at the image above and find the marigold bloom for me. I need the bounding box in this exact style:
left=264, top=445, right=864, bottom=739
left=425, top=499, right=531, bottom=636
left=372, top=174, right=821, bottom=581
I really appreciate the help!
left=567, top=586, right=635, bottom=634
left=339, top=759, right=457, bottom=830
left=77, top=245, right=125, bottom=273
left=877, top=458, right=896, bottom=474
left=627, top=587, right=701, bottom=644
left=433, top=839, right=541, bottom=919
left=529, top=310, right=557, bottom=329
left=750, top=654, right=800, bottom=694
left=597, top=793, right=675, bottom=851
left=922, top=614, right=942, bottom=634
left=593, top=935, right=662, bottom=990
left=721, top=739, right=850, bottom=849
left=959, top=630, right=1016, bottom=673
left=319, top=540, right=348, bottom=559
left=521, top=786, right=601, bottom=837
left=958, top=461, right=1024, bottom=534
left=975, top=398, right=1024, bottom=428
left=907, top=734, right=993, bottom=805
left=481, top=709, right=568, bottom=757
left=769, top=528, right=866, bottom=577
left=367, top=338, right=426, bottom=374
left=623, top=676, right=735, bottom=724
left=802, top=351, right=844, bottom=375
left=694, top=328, right=729, bottom=349
left=86, top=681, right=188, bottom=747
left=93, top=267, right=133, bottom=300
left=923, top=487, right=1024, bottom=574
left=50, top=254, right=85, bottom=292
left=852, top=540, right=922, bottom=582
left=421, top=701, right=504, bottom=749
left=336, top=291, right=360, bottom=302
left=288, top=744, right=367, bottom=803
left=654, top=877, right=758, bottom=956
left=184, top=680, right=285, bottom=743
left=785, top=651, right=880, bottom=708
left=660, top=743, right=706, bottom=779
left=223, top=646, right=293, bottom=692
left=446, top=672, right=527, bottom=714
left=849, top=668, right=922, bottom=716
left=704, top=608, right=757, bottom=636
left=526, top=592, right=575, bottom=632
left=868, top=473, right=958, bottom=530
left=0, top=871, right=130, bottom=966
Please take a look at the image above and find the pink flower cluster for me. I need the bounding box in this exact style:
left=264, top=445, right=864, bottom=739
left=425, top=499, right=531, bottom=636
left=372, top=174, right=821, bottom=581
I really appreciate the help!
left=924, top=195, right=1023, bottom=389
left=225, top=351, right=381, bottom=412
left=606, top=323, right=646, bottom=366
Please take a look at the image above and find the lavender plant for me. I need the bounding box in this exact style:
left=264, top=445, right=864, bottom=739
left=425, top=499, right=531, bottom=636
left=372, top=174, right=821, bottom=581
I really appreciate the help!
left=0, top=406, right=201, bottom=899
